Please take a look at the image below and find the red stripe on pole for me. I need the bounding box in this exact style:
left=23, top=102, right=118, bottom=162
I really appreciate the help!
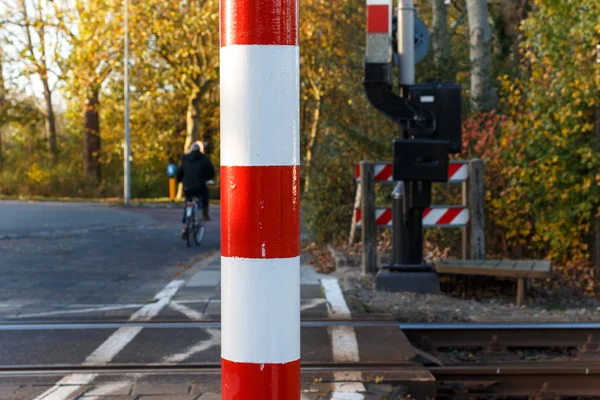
left=367, top=5, right=389, bottom=33
left=221, top=165, right=300, bottom=259
left=436, top=208, right=463, bottom=225
left=422, top=208, right=432, bottom=218
left=356, top=208, right=362, bottom=223
left=222, top=358, right=301, bottom=399
left=220, top=0, right=298, bottom=46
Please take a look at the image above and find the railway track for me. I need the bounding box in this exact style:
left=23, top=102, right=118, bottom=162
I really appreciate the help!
left=2, top=361, right=599, bottom=397
left=2, top=321, right=600, bottom=398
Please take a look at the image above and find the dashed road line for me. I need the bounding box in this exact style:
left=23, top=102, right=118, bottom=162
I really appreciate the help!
left=321, top=277, right=366, bottom=399
left=300, top=298, right=327, bottom=312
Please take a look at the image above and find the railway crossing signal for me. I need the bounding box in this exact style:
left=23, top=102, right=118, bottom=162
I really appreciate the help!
left=364, top=0, right=462, bottom=293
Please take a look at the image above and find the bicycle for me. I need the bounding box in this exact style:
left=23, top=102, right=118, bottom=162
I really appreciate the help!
left=182, top=197, right=205, bottom=247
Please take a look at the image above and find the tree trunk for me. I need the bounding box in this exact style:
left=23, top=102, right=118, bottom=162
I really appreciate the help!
left=83, top=87, right=101, bottom=183
left=304, top=98, right=322, bottom=193
left=177, top=87, right=203, bottom=199
left=0, top=46, right=5, bottom=169
left=489, top=0, right=532, bottom=68
left=593, top=88, right=600, bottom=271
left=431, top=0, right=452, bottom=81
left=466, top=0, right=497, bottom=112
left=183, top=89, right=202, bottom=153
left=42, top=78, right=58, bottom=163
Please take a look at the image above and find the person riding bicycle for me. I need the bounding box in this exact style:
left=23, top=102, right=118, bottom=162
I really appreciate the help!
left=176, top=141, right=215, bottom=235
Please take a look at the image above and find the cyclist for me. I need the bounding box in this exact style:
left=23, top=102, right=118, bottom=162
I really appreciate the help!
left=176, top=141, right=215, bottom=236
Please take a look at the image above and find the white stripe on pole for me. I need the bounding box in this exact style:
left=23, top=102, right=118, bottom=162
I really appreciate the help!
left=221, top=256, right=300, bottom=363
left=220, top=46, right=300, bottom=167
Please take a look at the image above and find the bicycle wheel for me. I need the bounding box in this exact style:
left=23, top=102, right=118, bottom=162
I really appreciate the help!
left=186, top=216, right=193, bottom=247
left=193, top=222, right=205, bottom=245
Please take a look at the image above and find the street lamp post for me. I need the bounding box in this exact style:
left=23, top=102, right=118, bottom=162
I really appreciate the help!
left=123, top=0, right=131, bottom=204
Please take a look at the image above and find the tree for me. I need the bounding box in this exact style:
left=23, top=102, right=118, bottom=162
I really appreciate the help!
left=300, top=0, right=368, bottom=192
left=495, top=0, right=600, bottom=266
left=135, top=0, right=219, bottom=154
left=465, top=0, right=497, bottom=111
left=63, top=0, right=122, bottom=182
left=431, top=0, right=452, bottom=80
left=0, top=44, right=5, bottom=168
left=488, top=0, right=532, bottom=69
left=1, top=0, right=67, bottom=163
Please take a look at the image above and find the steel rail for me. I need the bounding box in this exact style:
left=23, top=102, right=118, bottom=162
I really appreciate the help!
left=3, top=361, right=600, bottom=396
left=1, top=320, right=600, bottom=331
left=2, top=360, right=599, bottom=374
left=432, top=363, right=600, bottom=397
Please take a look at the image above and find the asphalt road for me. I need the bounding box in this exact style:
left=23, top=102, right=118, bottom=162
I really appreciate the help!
left=0, top=203, right=409, bottom=398
left=0, top=201, right=220, bottom=321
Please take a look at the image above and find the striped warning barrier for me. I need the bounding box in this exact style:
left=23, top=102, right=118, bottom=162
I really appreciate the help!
left=355, top=206, right=470, bottom=228
left=355, top=161, right=469, bottom=183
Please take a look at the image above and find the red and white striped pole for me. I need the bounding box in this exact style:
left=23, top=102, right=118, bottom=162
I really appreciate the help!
left=220, top=0, right=300, bottom=396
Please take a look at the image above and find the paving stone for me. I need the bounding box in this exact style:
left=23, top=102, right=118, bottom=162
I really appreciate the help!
left=300, top=392, right=324, bottom=400
left=131, top=383, right=191, bottom=396
left=203, top=300, right=221, bottom=317
left=365, top=383, right=393, bottom=395
left=173, top=287, right=216, bottom=301
left=186, top=271, right=221, bottom=287
left=84, top=383, right=134, bottom=396
left=10, top=385, right=55, bottom=399
left=136, top=396, right=198, bottom=400
left=301, top=285, right=324, bottom=298
left=0, top=385, right=21, bottom=398
left=12, top=385, right=90, bottom=400
left=198, top=393, right=221, bottom=400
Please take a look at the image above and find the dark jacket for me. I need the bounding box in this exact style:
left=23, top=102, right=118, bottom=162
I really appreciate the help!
left=176, top=150, right=215, bottom=196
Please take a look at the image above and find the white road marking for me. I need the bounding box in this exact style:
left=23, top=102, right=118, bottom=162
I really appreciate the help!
left=321, top=278, right=351, bottom=318
left=82, top=326, right=143, bottom=366
left=33, top=280, right=185, bottom=400
left=300, top=298, right=327, bottom=312
left=320, top=277, right=366, bottom=398
left=330, top=325, right=361, bottom=363
left=160, top=328, right=221, bottom=364
left=169, top=301, right=205, bottom=321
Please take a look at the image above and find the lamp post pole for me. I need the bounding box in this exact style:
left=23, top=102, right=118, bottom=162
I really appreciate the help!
left=123, top=0, right=131, bottom=204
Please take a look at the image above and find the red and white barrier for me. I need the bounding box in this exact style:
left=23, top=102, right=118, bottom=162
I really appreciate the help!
left=220, top=0, right=300, bottom=396
left=356, top=206, right=469, bottom=228
left=355, top=161, right=469, bottom=183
